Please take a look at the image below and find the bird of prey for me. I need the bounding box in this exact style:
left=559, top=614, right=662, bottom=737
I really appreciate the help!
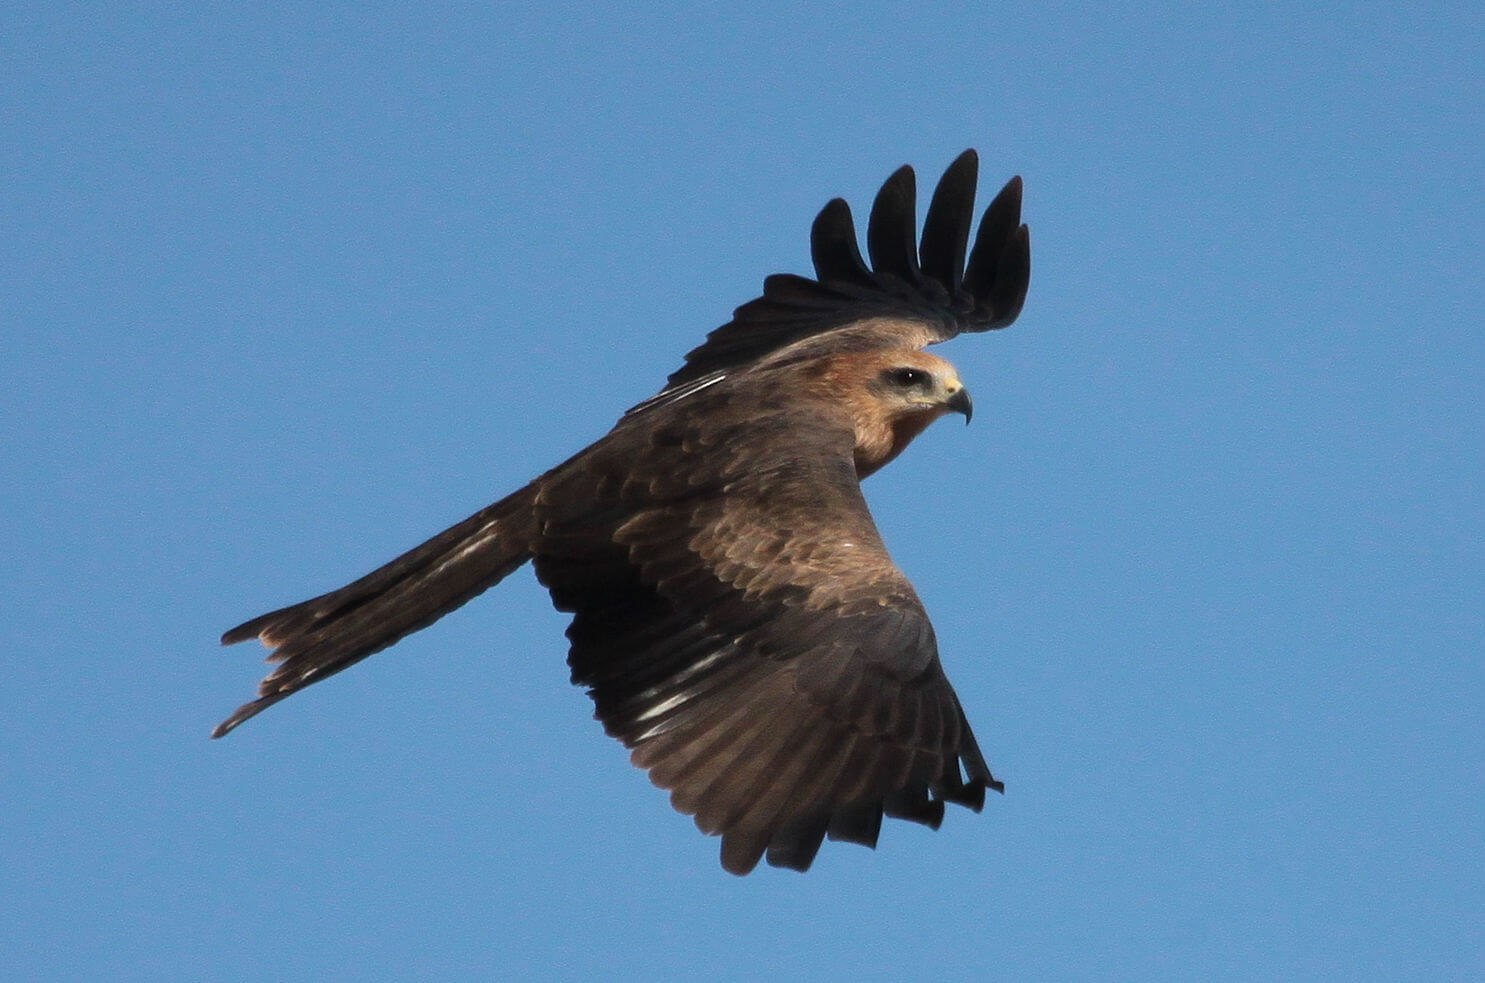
left=216, top=150, right=1031, bottom=875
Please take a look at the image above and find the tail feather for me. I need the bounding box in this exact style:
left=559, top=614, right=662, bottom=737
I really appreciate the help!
left=214, top=482, right=540, bottom=737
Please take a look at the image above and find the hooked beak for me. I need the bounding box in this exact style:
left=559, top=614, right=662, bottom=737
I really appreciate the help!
left=944, top=386, right=973, bottom=424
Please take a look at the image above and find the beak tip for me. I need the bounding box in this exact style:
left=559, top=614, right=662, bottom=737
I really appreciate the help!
left=946, top=388, right=973, bottom=424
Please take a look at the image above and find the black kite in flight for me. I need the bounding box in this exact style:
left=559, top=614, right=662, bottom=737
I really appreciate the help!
left=216, top=150, right=1031, bottom=874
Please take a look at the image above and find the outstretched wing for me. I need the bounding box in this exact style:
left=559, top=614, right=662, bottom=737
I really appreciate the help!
left=532, top=393, right=999, bottom=874
left=667, top=149, right=1031, bottom=388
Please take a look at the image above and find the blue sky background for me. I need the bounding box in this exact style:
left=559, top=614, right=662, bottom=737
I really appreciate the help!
left=4, top=3, right=1481, bottom=980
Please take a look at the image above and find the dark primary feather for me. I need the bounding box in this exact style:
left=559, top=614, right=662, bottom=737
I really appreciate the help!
left=866, top=165, right=922, bottom=285
left=918, top=151, right=978, bottom=293
left=667, top=149, right=1030, bottom=387
left=809, top=200, right=873, bottom=288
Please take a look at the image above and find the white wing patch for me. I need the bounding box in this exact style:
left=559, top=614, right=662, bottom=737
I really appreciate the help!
left=622, top=372, right=728, bottom=419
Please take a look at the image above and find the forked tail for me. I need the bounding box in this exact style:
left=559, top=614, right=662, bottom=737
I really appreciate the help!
left=214, top=483, right=540, bottom=737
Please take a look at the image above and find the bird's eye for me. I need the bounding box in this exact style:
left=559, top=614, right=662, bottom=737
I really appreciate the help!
left=884, top=367, right=930, bottom=388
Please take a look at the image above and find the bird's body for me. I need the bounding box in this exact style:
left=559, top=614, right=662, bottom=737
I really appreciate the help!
left=217, top=152, right=1030, bottom=874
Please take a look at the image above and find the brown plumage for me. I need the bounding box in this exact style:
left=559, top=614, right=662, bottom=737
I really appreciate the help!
left=216, top=150, right=1031, bottom=875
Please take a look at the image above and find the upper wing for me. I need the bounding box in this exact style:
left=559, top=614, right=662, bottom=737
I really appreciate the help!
left=666, top=149, right=1030, bottom=388
left=531, top=395, right=999, bottom=874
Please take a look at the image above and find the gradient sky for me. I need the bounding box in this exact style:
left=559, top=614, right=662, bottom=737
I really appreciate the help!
left=4, top=3, right=1481, bottom=980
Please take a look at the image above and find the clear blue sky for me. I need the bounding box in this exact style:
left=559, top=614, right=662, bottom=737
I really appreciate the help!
left=4, top=3, right=1481, bottom=980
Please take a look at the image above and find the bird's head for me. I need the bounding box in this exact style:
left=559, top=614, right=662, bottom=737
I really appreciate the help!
left=806, top=347, right=973, bottom=478
left=866, top=352, right=973, bottom=425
